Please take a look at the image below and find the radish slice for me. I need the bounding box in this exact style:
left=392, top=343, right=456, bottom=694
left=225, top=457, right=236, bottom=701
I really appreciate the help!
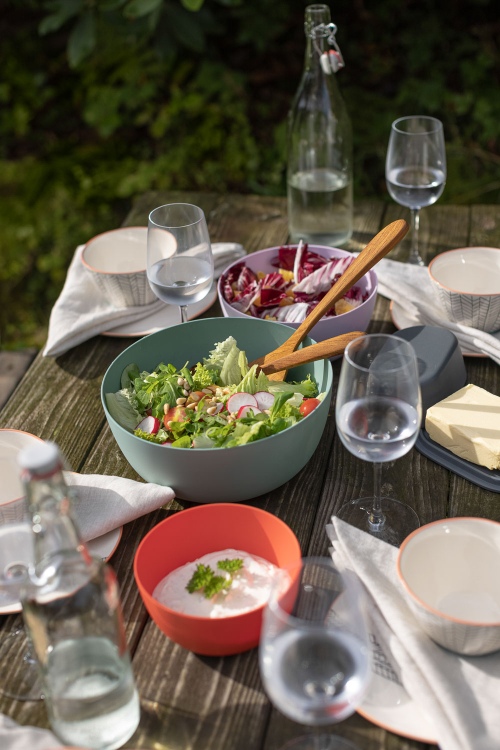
left=226, top=392, right=258, bottom=413
left=254, top=391, right=275, bottom=411
left=237, top=405, right=262, bottom=418
left=136, top=415, right=160, bottom=434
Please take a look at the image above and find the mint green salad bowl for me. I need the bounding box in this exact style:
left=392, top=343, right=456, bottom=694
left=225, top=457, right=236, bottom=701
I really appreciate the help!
left=101, top=317, right=333, bottom=503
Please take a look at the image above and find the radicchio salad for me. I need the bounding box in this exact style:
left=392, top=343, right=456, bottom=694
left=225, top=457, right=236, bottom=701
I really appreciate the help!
left=220, top=243, right=369, bottom=323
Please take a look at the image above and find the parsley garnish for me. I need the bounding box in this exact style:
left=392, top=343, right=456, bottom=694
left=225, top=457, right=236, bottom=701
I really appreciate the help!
left=186, top=558, right=244, bottom=599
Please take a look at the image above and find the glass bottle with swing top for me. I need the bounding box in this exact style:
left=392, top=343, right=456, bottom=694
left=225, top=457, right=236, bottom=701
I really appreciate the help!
left=18, top=441, right=140, bottom=750
left=287, top=4, right=353, bottom=247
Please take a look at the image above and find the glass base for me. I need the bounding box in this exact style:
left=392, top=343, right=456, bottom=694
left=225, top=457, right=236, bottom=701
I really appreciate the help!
left=336, top=496, right=420, bottom=547
left=281, top=734, right=361, bottom=750
left=0, top=628, right=44, bottom=701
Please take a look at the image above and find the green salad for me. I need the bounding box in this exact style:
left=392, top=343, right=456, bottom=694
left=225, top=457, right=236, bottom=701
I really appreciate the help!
left=105, top=336, right=323, bottom=449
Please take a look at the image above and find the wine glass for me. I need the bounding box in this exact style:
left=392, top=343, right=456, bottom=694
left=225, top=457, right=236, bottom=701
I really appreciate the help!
left=259, top=557, right=370, bottom=750
left=335, top=334, right=422, bottom=546
left=147, top=203, right=214, bottom=323
left=385, top=115, right=446, bottom=266
left=0, top=515, right=44, bottom=701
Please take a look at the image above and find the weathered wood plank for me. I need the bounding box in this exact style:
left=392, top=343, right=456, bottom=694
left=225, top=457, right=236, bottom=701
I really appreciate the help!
left=0, top=349, right=37, bottom=410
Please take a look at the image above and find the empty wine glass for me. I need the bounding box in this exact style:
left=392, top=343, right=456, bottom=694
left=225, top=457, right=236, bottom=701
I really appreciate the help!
left=385, top=116, right=446, bottom=266
left=335, top=334, right=422, bottom=546
left=259, top=557, right=370, bottom=750
left=147, top=203, right=214, bottom=324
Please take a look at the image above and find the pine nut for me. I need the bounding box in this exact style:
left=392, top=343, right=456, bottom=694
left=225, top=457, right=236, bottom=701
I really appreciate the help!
left=182, top=388, right=189, bottom=397
left=176, top=397, right=186, bottom=405
left=177, top=377, right=184, bottom=386
left=186, top=402, right=197, bottom=410
left=191, top=393, right=201, bottom=402
left=206, top=406, right=217, bottom=415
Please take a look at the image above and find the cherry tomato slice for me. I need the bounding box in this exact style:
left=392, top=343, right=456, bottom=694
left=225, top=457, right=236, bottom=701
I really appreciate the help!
left=299, top=398, right=321, bottom=417
left=164, top=405, right=188, bottom=427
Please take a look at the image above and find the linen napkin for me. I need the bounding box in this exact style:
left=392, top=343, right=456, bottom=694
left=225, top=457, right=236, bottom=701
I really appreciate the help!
left=327, top=516, right=500, bottom=750
left=64, top=472, right=174, bottom=542
left=375, top=257, right=500, bottom=365
left=43, top=241, right=246, bottom=358
left=0, top=714, right=62, bottom=749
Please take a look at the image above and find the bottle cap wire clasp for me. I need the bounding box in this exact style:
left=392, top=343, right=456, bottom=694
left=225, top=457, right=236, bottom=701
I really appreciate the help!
left=308, top=21, right=345, bottom=75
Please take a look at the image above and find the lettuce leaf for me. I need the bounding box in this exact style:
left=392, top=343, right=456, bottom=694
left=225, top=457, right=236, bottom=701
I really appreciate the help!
left=234, top=364, right=270, bottom=395
left=192, top=363, right=217, bottom=390
left=105, top=390, right=142, bottom=432
left=268, top=374, right=317, bottom=398
left=203, top=336, right=249, bottom=386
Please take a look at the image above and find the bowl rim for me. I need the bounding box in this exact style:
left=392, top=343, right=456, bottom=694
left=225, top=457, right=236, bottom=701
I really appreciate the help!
left=217, top=243, right=378, bottom=321
left=81, top=225, right=148, bottom=276
left=397, top=516, right=500, bottom=627
left=0, top=428, right=44, bottom=508
left=428, top=247, right=500, bottom=297
left=133, top=502, right=301, bottom=622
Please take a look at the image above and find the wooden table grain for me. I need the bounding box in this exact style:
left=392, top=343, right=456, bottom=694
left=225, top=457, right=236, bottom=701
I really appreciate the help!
left=1, top=193, right=499, bottom=750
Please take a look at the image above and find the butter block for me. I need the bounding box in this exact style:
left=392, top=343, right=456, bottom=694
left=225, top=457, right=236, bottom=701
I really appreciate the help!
left=425, top=384, right=500, bottom=471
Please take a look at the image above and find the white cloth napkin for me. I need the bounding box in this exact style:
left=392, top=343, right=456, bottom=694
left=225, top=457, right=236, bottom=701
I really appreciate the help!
left=326, top=516, right=500, bottom=750
left=0, top=714, right=62, bottom=749
left=376, top=257, right=500, bottom=365
left=65, top=472, right=174, bottom=542
left=43, top=241, right=246, bottom=358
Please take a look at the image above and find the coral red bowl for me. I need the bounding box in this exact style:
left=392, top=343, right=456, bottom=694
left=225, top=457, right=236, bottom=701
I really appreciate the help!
left=134, top=503, right=301, bottom=656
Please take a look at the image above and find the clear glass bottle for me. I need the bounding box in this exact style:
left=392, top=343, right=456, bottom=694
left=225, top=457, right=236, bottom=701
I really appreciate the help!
left=287, top=3, right=353, bottom=247
left=18, top=441, right=140, bottom=750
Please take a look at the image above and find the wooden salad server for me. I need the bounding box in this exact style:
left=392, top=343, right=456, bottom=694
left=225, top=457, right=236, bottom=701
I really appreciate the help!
left=250, top=218, right=409, bottom=380
left=258, top=331, right=364, bottom=375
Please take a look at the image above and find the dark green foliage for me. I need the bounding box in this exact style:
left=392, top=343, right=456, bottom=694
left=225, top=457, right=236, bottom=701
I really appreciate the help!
left=1, top=0, right=498, bottom=348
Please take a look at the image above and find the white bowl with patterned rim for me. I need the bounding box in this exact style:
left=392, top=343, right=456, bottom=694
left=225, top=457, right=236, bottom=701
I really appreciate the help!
left=81, top=226, right=157, bottom=308
left=428, top=247, right=500, bottom=332
left=397, top=517, right=500, bottom=655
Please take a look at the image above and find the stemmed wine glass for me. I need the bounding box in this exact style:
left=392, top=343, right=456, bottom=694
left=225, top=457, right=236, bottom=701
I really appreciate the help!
left=385, top=116, right=446, bottom=266
left=147, top=203, right=214, bottom=324
left=335, top=334, right=422, bottom=547
left=259, top=557, right=370, bottom=750
left=0, top=515, right=43, bottom=701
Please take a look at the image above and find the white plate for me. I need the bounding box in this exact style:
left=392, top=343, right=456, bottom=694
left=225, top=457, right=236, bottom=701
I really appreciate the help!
left=102, top=283, right=218, bottom=337
left=0, top=429, right=124, bottom=615
left=390, top=300, right=500, bottom=358
left=0, top=526, right=123, bottom=616
left=0, top=429, right=45, bottom=520
left=358, top=631, right=438, bottom=744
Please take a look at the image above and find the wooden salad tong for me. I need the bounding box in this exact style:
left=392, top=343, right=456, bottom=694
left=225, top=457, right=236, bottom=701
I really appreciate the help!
left=250, top=219, right=409, bottom=380
left=258, top=331, right=364, bottom=375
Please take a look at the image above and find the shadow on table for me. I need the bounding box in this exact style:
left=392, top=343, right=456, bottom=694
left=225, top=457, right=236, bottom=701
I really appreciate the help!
left=125, top=696, right=268, bottom=749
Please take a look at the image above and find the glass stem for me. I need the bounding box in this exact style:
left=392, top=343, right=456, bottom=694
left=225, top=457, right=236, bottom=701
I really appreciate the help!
left=179, top=305, right=189, bottom=323
left=368, top=462, right=386, bottom=531
left=408, top=208, right=423, bottom=265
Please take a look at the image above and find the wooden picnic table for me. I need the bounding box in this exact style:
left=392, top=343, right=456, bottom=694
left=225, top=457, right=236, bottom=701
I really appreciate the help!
left=1, top=192, right=499, bottom=750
